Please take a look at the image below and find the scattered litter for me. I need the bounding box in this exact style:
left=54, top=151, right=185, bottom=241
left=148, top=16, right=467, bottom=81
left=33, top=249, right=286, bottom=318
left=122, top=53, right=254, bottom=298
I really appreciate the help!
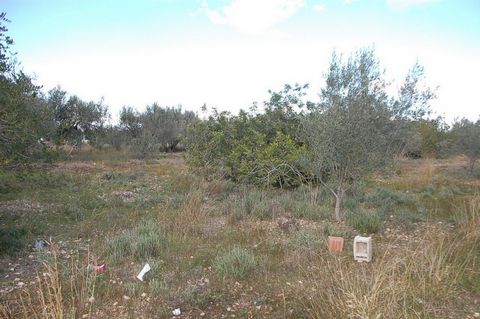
left=172, top=308, right=181, bottom=316
left=33, top=239, right=47, bottom=251
left=136, top=263, right=151, bottom=281
left=123, top=295, right=130, bottom=300
left=87, top=263, right=106, bottom=273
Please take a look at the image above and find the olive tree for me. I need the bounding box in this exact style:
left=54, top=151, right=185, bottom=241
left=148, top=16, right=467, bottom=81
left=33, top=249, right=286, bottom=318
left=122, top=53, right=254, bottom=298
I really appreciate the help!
left=303, top=48, right=433, bottom=221
left=0, top=12, right=54, bottom=165
left=47, top=87, right=108, bottom=148
left=449, top=118, right=480, bottom=174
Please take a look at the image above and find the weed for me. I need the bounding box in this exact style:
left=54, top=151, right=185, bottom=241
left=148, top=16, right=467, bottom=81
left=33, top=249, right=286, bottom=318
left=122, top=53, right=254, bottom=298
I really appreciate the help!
left=323, top=222, right=344, bottom=237
left=366, top=187, right=414, bottom=210
left=124, top=282, right=142, bottom=297
left=2, top=245, right=99, bottom=318
left=285, top=229, right=325, bottom=254
left=105, top=221, right=169, bottom=262
left=225, top=188, right=270, bottom=222
left=347, top=209, right=382, bottom=234
left=148, top=278, right=169, bottom=296
left=214, top=247, right=257, bottom=279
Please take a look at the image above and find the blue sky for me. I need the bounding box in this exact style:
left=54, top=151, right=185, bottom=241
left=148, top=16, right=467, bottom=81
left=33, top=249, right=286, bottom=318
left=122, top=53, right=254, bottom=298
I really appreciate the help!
left=3, top=0, right=480, bottom=122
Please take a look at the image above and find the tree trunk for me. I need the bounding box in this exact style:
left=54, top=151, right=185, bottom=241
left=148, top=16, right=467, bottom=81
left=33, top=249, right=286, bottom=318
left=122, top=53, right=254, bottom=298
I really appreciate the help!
left=334, top=185, right=345, bottom=221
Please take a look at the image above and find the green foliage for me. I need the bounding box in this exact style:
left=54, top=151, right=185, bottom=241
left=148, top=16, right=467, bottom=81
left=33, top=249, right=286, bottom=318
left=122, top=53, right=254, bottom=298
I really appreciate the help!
left=0, top=226, right=27, bottom=255
left=129, top=104, right=196, bottom=158
left=224, top=188, right=270, bottom=222
left=185, top=85, right=310, bottom=188
left=302, top=48, right=434, bottom=221
left=366, top=187, right=413, bottom=211
left=285, top=229, right=325, bottom=253
left=449, top=118, right=480, bottom=174
left=0, top=13, right=53, bottom=165
left=347, top=209, right=382, bottom=234
left=214, top=247, right=257, bottom=279
left=105, top=221, right=169, bottom=262
left=47, top=87, right=108, bottom=147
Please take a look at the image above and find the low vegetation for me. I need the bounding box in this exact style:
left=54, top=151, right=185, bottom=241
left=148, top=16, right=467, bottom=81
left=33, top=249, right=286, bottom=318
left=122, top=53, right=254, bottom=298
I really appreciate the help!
left=1, top=152, right=479, bottom=318
left=1, top=10, right=480, bottom=319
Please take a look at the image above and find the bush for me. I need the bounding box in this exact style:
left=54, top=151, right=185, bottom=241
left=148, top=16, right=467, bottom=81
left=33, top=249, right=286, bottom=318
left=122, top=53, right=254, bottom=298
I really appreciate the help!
left=214, top=247, right=257, bottom=279
left=347, top=209, right=382, bottom=234
left=224, top=188, right=270, bottom=222
left=105, top=221, right=168, bottom=262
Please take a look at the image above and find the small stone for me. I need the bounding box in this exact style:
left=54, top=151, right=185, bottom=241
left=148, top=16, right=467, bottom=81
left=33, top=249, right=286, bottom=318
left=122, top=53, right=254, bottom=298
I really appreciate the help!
left=28, top=255, right=34, bottom=259
left=227, top=307, right=232, bottom=312
left=200, top=312, right=206, bottom=317
left=88, top=296, right=95, bottom=303
left=141, top=292, right=147, bottom=298
left=123, top=295, right=130, bottom=300
left=473, top=313, right=479, bottom=318
left=113, top=302, right=118, bottom=306
left=14, top=278, right=20, bottom=282
left=17, top=282, right=25, bottom=287
left=82, top=314, right=88, bottom=319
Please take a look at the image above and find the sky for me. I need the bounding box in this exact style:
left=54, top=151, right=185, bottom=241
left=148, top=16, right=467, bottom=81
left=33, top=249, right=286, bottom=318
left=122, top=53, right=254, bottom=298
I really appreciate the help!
left=3, top=0, right=480, bottom=123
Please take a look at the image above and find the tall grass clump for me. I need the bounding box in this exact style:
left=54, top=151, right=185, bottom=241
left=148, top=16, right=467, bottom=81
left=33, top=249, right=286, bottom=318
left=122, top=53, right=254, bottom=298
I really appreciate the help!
left=214, top=247, right=257, bottom=279
left=106, top=220, right=168, bottom=262
left=224, top=188, right=269, bottom=223
left=346, top=209, right=382, bottom=234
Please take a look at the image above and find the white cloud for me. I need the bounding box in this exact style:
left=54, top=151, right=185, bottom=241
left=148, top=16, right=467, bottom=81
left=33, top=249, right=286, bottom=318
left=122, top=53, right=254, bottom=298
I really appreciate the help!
left=386, top=0, right=439, bottom=10
left=205, top=0, right=306, bottom=34
left=312, top=3, right=325, bottom=13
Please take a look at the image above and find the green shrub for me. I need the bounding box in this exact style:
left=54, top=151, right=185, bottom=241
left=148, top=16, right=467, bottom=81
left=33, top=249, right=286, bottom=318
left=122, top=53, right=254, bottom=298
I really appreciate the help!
left=347, top=209, right=382, bottom=234
left=285, top=229, right=325, bottom=253
left=105, top=221, right=168, bottom=262
left=0, top=227, right=27, bottom=255
left=366, top=187, right=414, bottom=211
left=214, top=247, right=257, bottom=279
left=225, top=188, right=270, bottom=222
left=323, top=222, right=344, bottom=237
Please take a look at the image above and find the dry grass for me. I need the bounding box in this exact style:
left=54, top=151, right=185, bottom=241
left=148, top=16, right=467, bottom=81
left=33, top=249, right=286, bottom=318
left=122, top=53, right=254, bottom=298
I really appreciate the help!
left=296, top=197, right=480, bottom=319
left=2, top=243, right=99, bottom=319
left=1, top=154, right=479, bottom=318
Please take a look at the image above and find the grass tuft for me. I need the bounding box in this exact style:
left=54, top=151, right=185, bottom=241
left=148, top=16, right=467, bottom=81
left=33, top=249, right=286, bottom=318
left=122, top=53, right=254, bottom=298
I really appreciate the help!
left=214, top=247, right=257, bottom=279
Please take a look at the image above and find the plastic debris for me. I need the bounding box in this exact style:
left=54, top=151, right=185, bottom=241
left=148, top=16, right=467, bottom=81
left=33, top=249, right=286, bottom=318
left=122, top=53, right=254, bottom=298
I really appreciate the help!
left=33, top=239, right=47, bottom=251
left=136, top=263, right=151, bottom=281
left=87, top=263, right=106, bottom=273
left=172, top=308, right=181, bottom=316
